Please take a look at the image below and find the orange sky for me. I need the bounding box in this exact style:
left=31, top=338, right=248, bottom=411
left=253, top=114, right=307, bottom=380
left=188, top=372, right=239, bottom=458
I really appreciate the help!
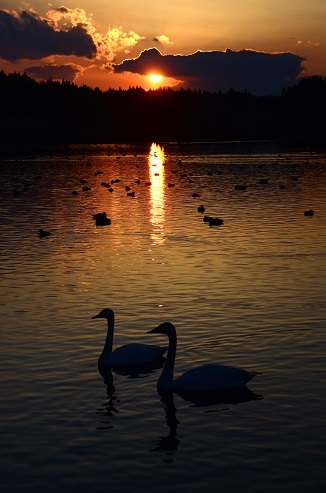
left=0, top=1, right=325, bottom=93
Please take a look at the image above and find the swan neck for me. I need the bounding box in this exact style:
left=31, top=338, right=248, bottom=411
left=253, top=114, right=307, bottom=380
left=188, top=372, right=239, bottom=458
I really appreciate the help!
left=158, top=330, right=177, bottom=388
left=101, top=313, right=114, bottom=359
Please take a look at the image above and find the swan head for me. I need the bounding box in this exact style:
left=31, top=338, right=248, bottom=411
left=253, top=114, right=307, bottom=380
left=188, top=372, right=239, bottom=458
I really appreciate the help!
left=92, top=308, right=114, bottom=320
left=148, top=322, right=176, bottom=336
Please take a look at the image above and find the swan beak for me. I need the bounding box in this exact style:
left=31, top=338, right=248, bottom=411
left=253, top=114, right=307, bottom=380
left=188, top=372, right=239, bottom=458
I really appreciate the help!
left=91, top=314, right=101, bottom=319
left=147, top=326, right=160, bottom=334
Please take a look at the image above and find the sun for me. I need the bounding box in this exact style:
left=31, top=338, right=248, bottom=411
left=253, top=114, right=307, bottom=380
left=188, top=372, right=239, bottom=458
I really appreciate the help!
left=148, top=73, right=163, bottom=84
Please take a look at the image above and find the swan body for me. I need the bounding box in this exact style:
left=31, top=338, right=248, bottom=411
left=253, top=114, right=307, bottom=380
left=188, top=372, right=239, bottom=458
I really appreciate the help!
left=92, top=308, right=167, bottom=368
left=148, top=322, right=260, bottom=392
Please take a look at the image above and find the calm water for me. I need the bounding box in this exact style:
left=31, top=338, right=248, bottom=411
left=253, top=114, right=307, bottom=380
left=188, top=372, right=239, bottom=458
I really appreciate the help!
left=1, top=141, right=325, bottom=493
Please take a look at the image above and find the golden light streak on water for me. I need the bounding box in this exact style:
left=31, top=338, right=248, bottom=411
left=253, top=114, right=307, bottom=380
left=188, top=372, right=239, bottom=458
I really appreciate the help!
left=148, top=143, right=166, bottom=245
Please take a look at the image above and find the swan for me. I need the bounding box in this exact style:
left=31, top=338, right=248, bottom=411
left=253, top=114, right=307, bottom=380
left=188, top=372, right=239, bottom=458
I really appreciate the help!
left=148, top=322, right=260, bottom=392
left=92, top=308, right=167, bottom=368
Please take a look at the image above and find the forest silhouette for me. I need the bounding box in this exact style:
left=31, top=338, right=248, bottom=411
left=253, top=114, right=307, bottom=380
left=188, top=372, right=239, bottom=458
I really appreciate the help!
left=0, top=71, right=325, bottom=144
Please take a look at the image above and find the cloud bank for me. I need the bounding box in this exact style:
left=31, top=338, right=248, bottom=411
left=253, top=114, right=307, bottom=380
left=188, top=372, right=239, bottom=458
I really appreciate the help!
left=0, top=9, right=96, bottom=61
left=113, top=48, right=306, bottom=95
left=0, top=7, right=144, bottom=65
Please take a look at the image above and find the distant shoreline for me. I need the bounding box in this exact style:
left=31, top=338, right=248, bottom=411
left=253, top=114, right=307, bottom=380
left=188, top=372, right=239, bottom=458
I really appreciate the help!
left=1, top=139, right=325, bottom=161
left=1, top=72, right=325, bottom=148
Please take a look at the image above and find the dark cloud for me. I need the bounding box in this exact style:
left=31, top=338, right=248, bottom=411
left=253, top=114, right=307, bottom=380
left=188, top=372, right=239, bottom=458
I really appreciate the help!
left=0, top=9, right=96, bottom=62
left=113, top=48, right=305, bottom=95
left=25, top=64, right=82, bottom=82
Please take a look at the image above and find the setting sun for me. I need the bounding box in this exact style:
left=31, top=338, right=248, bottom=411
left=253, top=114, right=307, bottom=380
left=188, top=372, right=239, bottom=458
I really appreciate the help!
left=148, top=73, right=163, bottom=84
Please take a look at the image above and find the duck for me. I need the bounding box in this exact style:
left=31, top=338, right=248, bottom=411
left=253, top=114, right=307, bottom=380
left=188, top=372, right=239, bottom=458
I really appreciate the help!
left=208, top=217, right=224, bottom=226
left=92, top=212, right=111, bottom=226
left=38, top=229, right=51, bottom=238
left=203, top=216, right=223, bottom=226
left=148, top=322, right=260, bottom=392
left=92, top=308, right=168, bottom=368
left=304, top=209, right=314, bottom=216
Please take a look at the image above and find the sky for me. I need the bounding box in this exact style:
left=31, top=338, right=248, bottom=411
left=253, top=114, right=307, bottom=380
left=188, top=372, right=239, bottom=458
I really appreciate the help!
left=0, top=1, right=325, bottom=95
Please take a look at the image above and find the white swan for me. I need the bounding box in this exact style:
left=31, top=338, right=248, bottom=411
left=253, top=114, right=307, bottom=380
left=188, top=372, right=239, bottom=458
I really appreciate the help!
left=92, top=308, right=167, bottom=368
left=148, top=322, right=260, bottom=392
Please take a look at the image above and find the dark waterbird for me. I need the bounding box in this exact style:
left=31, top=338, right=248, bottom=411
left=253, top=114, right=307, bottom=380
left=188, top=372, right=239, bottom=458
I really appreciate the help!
left=304, top=209, right=314, bottom=216
left=38, top=229, right=51, bottom=238
left=92, top=308, right=167, bottom=369
left=198, top=205, right=205, bottom=212
left=203, top=215, right=224, bottom=226
left=93, top=212, right=111, bottom=226
left=148, top=322, right=261, bottom=392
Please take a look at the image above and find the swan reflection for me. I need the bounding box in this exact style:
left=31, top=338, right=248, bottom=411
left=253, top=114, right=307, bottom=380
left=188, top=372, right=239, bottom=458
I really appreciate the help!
left=150, top=390, right=180, bottom=458
left=96, top=360, right=166, bottom=430
left=96, top=368, right=119, bottom=429
left=148, top=143, right=166, bottom=245
left=151, top=387, right=263, bottom=461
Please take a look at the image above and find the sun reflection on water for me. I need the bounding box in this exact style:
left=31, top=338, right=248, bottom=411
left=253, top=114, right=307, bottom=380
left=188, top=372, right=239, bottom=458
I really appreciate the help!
left=148, top=143, right=166, bottom=245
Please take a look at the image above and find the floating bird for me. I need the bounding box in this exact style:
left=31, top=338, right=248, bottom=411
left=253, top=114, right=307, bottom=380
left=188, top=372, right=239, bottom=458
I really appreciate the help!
left=148, top=322, right=260, bottom=392
left=203, top=216, right=224, bottom=226
left=38, top=229, right=51, bottom=238
left=304, top=209, right=314, bottom=216
left=92, top=308, right=167, bottom=368
left=93, top=212, right=111, bottom=226
left=192, top=192, right=200, bottom=198
left=209, top=217, right=224, bottom=226
left=198, top=205, right=205, bottom=213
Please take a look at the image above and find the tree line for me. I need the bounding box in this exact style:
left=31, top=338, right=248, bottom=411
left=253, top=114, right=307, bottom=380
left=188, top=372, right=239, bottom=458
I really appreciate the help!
left=0, top=71, right=325, bottom=144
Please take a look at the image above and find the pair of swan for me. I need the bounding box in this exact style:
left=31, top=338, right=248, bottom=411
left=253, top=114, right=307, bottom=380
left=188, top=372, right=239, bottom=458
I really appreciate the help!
left=92, top=308, right=260, bottom=392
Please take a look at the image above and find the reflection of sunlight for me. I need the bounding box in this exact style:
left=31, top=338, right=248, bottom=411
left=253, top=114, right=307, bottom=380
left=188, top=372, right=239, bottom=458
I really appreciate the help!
left=149, top=143, right=165, bottom=245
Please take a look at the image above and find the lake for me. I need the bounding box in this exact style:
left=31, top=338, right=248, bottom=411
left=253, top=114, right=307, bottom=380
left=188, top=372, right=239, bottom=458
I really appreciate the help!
left=1, top=141, right=325, bottom=492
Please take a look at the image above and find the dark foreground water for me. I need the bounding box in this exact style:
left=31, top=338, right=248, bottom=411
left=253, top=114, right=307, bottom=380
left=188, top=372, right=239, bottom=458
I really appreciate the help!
left=1, top=141, right=325, bottom=492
